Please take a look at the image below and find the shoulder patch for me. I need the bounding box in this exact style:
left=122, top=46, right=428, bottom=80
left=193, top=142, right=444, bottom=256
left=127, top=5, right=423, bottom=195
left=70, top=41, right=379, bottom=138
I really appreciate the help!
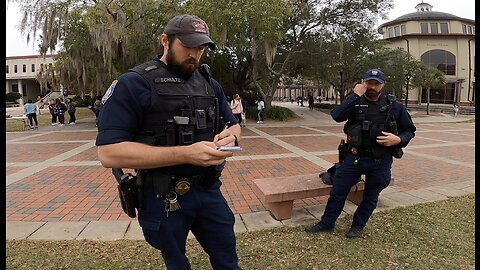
left=102, top=80, right=118, bottom=105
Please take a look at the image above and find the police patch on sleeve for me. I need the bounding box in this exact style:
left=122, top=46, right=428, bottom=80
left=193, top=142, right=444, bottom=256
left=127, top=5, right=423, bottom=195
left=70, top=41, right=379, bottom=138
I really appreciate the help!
left=101, top=80, right=118, bottom=105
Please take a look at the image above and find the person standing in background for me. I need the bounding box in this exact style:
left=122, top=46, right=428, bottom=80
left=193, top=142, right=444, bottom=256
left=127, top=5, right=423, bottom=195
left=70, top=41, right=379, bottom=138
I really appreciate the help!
left=54, top=98, right=67, bottom=126
left=48, top=99, right=57, bottom=126
left=230, top=94, right=243, bottom=127
left=67, top=98, right=77, bottom=125
left=89, top=97, right=102, bottom=127
left=453, top=104, right=459, bottom=117
left=257, top=97, right=265, bottom=124
left=23, top=99, right=38, bottom=129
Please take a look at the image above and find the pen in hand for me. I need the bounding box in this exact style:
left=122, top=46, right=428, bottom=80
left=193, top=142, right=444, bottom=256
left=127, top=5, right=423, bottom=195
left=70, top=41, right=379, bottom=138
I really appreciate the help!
left=214, top=121, right=231, bottom=149
left=222, top=121, right=231, bottom=132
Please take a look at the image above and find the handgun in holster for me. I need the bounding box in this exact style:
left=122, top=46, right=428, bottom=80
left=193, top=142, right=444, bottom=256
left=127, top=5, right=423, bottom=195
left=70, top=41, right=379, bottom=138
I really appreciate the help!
left=112, top=168, right=143, bottom=218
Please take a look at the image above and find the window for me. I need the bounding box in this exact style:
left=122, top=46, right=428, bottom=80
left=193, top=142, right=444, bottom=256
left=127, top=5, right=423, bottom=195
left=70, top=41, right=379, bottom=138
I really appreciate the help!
left=420, top=23, right=429, bottom=33
left=40, top=63, right=44, bottom=70
left=394, top=26, right=400, bottom=36
left=440, top=23, right=449, bottom=33
left=401, top=25, right=406, bottom=35
left=31, top=64, right=35, bottom=72
left=430, top=23, right=438, bottom=34
left=468, top=26, right=473, bottom=34
left=14, top=65, right=18, bottom=73
left=388, top=27, right=394, bottom=38
left=22, top=64, right=26, bottom=72
left=421, top=49, right=456, bottom=75
left=462, top=24, right=467, bottom=34
left=6, top=65, right=9, bottom=74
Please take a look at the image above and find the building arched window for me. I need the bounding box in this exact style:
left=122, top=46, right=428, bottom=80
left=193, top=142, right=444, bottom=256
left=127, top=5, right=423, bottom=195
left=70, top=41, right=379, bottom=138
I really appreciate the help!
left=421, top=49, right=456, bottom=75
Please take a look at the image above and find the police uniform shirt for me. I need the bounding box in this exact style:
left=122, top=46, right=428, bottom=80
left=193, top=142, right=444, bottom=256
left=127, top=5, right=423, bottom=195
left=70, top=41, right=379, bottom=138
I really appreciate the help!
left=331, top=93, right=416, bottom=147
left=96, top=56, right=238, bottom=146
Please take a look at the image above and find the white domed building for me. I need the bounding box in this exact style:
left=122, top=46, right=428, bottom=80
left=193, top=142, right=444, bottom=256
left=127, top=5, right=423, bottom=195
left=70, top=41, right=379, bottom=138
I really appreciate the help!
left=377, top=2, right=475, bottom=106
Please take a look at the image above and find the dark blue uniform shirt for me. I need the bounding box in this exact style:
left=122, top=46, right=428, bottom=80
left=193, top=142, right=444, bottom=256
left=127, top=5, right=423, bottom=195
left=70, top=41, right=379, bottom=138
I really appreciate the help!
left=331, top=93, right=416, bottom=147
left=96, top=56, right=238, bottom=146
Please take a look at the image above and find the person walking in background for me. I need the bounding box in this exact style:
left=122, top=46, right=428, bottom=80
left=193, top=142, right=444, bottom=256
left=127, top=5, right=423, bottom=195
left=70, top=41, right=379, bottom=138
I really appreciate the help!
left=48, top=99, right=58, bottom=126
left=67, top=98, right=77, bottom=125
left=305, top=68, right=416, bottom=238
left=230, top=94, right=243, bottom=127
left=23, top=99, right=38, bottom=129
left=241, top=97, right=248, bottom=127
left=308, top=94, right=314, bottom=111
left=453, top=103, right=459, bottom=117
left=257, top=97, right=265, bottom=124
left=54, top=98, right=67, bottom=126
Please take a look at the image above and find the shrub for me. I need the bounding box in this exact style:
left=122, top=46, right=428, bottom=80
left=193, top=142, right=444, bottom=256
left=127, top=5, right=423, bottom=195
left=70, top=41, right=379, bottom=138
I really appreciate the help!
left=245, top=105, right=294, bottom=121
left=6, top=92, right=22, bottom=103
left=264, top=106, right=295, bottom=121
left=313, top=103, right=336, bottom=110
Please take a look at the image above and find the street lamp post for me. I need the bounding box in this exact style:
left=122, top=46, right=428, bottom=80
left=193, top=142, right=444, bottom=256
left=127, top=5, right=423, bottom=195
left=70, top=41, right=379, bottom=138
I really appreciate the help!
left=405, top=72, right=412, bottom=108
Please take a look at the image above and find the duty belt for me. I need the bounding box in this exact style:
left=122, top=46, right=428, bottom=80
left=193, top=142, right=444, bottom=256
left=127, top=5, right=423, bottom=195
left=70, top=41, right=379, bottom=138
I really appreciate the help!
left=349, top=146, right=386, bottom=157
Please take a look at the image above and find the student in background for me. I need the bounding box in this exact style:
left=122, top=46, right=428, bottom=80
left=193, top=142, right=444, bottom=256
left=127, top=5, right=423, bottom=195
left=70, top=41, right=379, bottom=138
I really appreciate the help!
left=23, top=99, right=38, bottom=129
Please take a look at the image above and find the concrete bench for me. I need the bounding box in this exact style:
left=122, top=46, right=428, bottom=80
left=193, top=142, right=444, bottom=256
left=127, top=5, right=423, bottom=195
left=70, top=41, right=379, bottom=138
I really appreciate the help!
left=252, top=173, right=394, bottom=220
left=6, top=116, right=29, bottom=130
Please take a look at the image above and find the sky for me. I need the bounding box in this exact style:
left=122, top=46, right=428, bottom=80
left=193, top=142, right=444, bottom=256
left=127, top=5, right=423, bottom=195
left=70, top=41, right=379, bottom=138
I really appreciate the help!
left=5, top=0, right=476, bottom=57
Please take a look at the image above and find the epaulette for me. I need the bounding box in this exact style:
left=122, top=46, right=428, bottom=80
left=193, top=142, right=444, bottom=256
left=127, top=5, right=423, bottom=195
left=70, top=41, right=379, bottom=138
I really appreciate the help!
left=129, top=60, right=162, bottom=75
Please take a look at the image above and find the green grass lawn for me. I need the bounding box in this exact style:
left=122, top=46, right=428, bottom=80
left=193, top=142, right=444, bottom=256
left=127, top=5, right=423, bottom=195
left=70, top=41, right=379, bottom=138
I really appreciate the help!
left=6, top=107, right=96, bottom=132
left=6, top=194, right=475, bottom=270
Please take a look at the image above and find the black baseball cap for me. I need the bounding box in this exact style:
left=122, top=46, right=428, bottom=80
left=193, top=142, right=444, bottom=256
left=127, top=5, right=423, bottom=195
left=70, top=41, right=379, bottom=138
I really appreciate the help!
left=363, top=68, right=385, bottom=84
left=164, top=14, right=216, bottom=50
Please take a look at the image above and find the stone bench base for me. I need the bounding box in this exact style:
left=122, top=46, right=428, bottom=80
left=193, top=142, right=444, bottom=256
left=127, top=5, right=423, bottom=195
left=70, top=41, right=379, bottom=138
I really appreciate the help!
left=252, top=173, right=394, bottom=220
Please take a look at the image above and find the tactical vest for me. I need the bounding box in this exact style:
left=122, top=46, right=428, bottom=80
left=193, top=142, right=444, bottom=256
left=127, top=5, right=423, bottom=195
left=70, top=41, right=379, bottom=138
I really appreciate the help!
left=129, top=60, right=219, bottom=177
left=345, top=94, right=397, bottom=151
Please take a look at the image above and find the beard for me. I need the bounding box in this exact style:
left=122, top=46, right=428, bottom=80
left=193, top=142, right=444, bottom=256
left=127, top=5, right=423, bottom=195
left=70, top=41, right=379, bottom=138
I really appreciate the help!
left=166, top=49, right=199, bottom=79
left=365, top=89, right=381, bottom=99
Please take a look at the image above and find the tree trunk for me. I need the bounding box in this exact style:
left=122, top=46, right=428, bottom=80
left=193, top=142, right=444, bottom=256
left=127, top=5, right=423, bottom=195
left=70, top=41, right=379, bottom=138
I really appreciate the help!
left=265, top=96, right=273, bottom=110
left=426, top=87, right=430, bottom=115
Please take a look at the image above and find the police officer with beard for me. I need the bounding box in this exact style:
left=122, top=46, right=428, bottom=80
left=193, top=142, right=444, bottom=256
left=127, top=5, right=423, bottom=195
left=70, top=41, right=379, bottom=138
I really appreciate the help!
left=305, top=68, right=416, bottom=238
left=96, top=14, right=242, bottom=269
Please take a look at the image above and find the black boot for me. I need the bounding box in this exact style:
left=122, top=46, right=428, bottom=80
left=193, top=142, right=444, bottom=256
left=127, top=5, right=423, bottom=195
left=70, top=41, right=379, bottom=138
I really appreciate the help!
left=346, top=226, right=363, bottom=238
left=304, top=222, right=334, bottom=234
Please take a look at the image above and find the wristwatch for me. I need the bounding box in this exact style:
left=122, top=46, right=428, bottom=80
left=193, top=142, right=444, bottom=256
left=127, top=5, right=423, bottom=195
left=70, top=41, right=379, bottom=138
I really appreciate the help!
left=233, top=134, right=239, bottom=146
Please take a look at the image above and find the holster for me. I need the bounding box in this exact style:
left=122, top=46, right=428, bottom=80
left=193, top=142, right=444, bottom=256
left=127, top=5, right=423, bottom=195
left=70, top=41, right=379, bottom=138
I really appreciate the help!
left=389, top=147, right=404, bottom=159
left=113, top=168, right=143, bottom=218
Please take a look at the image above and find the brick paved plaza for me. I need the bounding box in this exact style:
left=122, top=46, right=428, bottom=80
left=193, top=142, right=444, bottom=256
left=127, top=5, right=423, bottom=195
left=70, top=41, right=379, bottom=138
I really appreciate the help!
left=6, top=102, right=475, bottom=240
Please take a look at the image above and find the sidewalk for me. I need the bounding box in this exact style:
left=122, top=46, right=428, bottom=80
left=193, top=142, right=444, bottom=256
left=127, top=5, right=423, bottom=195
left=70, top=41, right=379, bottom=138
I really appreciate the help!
left=6, top=102, right=475, bottom=240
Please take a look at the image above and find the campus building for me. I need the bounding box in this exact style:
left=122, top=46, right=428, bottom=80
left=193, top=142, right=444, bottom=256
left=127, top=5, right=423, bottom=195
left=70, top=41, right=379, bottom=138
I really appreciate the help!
left=5, top=54, right=56, bottom=105
left=273, top=2, right=475, bottom=106
left=377, top=2, right=475, bottom=106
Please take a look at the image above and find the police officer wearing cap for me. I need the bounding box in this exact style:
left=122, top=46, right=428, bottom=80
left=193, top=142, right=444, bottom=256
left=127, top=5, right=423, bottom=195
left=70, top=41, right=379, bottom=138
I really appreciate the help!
left=96, top=14, right=242, bottom=269
left=305, top=68, right=416, bottom=238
